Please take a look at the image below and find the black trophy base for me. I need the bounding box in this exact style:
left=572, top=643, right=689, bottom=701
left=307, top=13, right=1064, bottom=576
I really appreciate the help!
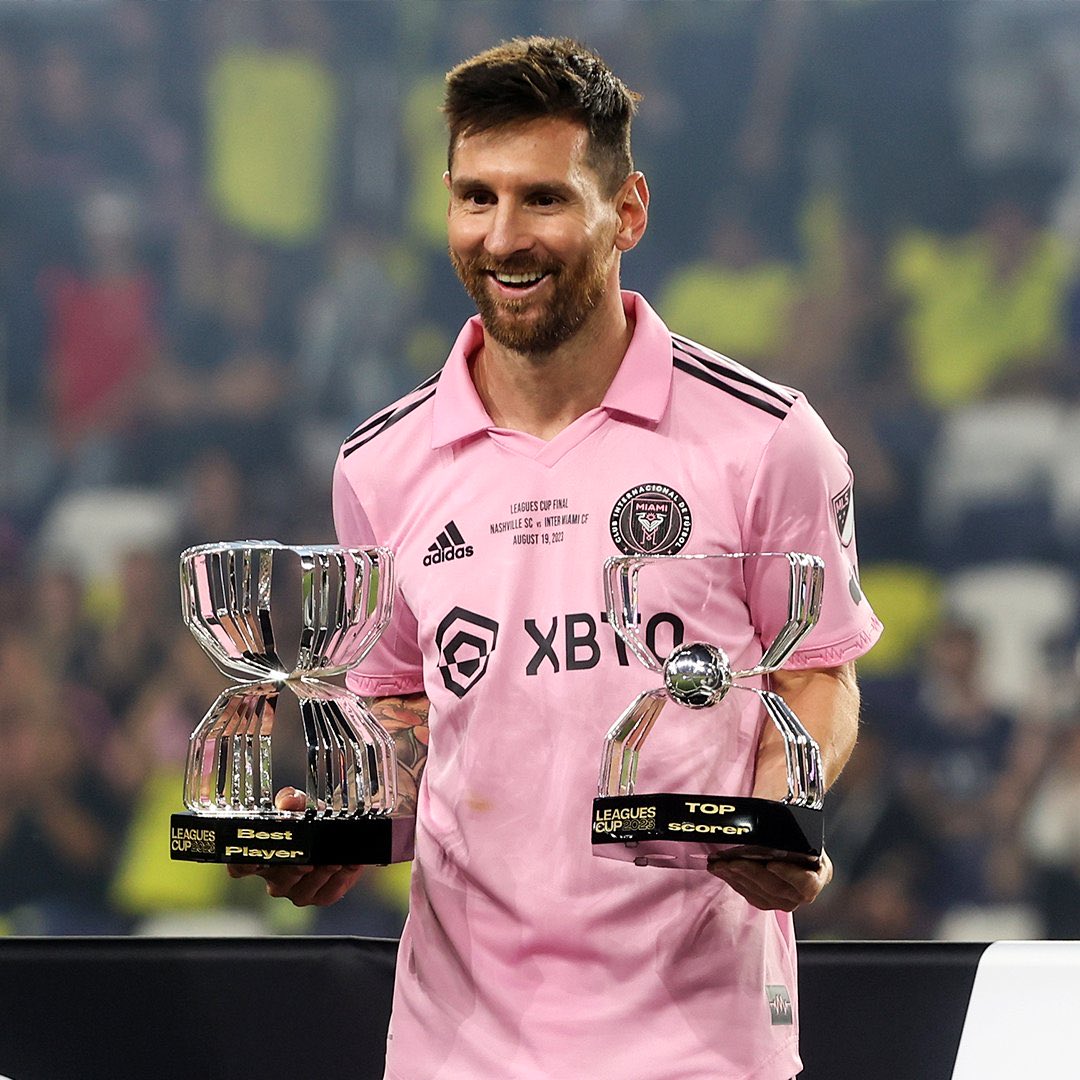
left=592, top=792, right=823, bottom=870
left=169, top=811, right=415, bottom=866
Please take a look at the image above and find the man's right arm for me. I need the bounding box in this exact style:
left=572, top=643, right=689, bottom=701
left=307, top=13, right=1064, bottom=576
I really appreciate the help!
left=228, top=693, right=430, bottom=907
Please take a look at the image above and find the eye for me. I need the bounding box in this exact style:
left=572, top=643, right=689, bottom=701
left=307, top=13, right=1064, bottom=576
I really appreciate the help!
left=531, top=193, right=561, bottom=208
left=464, top=190, right=495, bottom=207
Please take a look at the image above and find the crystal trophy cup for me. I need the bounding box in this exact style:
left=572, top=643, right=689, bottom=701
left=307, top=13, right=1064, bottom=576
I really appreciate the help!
left=592, top=552, right=826, bottom=870
left=169, top=542, right=414, bottom=866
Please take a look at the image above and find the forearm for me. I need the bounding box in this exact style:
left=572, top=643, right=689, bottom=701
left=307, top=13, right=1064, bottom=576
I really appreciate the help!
left=369, top=693, right=430, bottom=815
left=751, top=662, right=859, bottom=801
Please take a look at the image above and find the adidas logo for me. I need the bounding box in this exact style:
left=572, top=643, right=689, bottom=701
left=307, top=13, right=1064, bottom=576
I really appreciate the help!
left=423, top=521, right=475, bottom=567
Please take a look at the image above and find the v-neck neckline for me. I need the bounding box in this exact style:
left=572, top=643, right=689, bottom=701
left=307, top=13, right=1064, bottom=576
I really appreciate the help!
left=486, top=407, right=609, bottom=467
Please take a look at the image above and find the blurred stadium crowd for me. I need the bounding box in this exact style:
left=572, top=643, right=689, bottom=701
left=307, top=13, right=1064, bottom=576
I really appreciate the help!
left=2, top=0, right=1080, bottom=942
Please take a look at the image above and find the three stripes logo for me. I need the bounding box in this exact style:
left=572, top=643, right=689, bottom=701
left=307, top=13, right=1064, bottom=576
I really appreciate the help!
left=423, top=521, right=475, bottom=567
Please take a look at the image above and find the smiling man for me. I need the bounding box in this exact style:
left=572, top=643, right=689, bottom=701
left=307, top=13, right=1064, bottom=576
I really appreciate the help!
left=443, top=103, right=649, bottom=442
left=447, top=116, right=633, bottom=359
left=240, top=37, right=881, bottom=1080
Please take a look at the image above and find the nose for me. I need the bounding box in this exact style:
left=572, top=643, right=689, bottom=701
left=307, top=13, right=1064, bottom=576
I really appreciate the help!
left=484, top=202, right=534, bottom=260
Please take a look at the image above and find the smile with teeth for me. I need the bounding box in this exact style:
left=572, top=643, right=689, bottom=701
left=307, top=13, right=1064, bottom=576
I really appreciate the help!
left=491, top=270, right=548, bottom=287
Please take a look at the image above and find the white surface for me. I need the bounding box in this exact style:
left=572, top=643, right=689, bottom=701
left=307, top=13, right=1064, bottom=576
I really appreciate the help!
left=36, top=485, right=181, bottom=582
left=951, top=940, right=1080, bottom=1078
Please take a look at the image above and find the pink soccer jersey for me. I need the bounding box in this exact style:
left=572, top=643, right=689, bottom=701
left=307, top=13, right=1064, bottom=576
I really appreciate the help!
left=334, top=292, right=881, bottom=1080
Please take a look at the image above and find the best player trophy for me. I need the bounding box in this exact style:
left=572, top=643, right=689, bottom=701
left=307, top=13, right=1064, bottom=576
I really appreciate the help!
left=592, top=551, right=826, bottom=870
left=169, top=541, right=414, bottom=865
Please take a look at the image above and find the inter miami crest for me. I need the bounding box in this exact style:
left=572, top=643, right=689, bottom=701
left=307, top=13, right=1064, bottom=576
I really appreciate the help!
left=609, top=484, right=693, bottom=555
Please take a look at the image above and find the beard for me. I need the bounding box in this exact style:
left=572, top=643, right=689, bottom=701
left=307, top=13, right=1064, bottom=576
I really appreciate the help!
left=449, top=239, right=613, bottom=355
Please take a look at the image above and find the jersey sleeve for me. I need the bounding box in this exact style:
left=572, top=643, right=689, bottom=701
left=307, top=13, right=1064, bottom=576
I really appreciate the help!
left=741, top=395, right=882, bottom=670
left=333, top=456, right=426, bottom=697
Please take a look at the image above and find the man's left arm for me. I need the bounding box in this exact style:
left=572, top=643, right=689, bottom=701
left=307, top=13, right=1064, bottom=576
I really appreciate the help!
left=706, top=661, right=860, bottom=911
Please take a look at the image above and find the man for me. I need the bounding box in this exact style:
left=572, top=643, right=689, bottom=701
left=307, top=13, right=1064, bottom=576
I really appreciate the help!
left=237, top=37, right=881, bottom=1079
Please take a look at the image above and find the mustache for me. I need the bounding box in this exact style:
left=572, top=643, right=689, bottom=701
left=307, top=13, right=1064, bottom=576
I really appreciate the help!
left=458, top=255, right=559, bottom=277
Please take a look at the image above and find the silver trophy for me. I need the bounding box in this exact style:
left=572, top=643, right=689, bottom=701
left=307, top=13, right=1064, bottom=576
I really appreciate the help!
left=592, top=551, right=825, bottom=870
left=169, top=541, right=413, bottom=865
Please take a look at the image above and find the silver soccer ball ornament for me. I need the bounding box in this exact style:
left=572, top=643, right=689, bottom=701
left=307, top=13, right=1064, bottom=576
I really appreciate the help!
left=662, top=641, right=733, bottom=709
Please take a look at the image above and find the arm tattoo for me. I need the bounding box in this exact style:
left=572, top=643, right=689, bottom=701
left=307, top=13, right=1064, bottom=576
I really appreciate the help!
left=369, top=694, right=430, bottom=816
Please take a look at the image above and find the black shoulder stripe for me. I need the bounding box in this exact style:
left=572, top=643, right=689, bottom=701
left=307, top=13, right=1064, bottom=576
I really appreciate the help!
left=343, top=371, right=441, bottom=447
left=673, top=358, right=787, bottom=420
left=672, top=336, right=795, bottom=406
left=343, top=387, right=438, bottom=457
left=344, top=403, right=399, bottom=446
left=411, top=369, right=442, bottom=394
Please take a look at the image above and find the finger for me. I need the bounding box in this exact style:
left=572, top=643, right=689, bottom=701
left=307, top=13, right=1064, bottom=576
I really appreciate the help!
left=227, top=863, right=265, bottom=879
left=306, top=866, right=365, bottom=907
left=717, top=876, right=799, bottom=912
left=707, top=858, right=811, bottom=912
left=709, top=850, right=830, bottom=887
left=730, top=862, right=825, bottom=910
left=751, top=859, right=822, bottom=894
left=269, top=865, right=344, bottom=906
left=230, top=857, right=315, bottom=886
left=753, top=852, right=833, bottom=903
left=818, top=849, right=834, bottom=885
left=275, top=786, right=308, bottom=812
left=260, top=865, right=318, bottom=897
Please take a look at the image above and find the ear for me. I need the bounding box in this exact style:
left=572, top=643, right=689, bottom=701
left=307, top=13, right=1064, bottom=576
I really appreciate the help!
left=614, top=172, right=649, bottom=252
left=443, top=170, right=452, bottom=192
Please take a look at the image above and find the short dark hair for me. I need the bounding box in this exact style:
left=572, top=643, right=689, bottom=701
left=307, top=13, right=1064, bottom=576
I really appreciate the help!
left=443, top=36, right=641, bottom=195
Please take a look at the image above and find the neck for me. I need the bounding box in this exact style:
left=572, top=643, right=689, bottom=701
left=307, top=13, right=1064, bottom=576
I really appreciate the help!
left=471, top=287, right=633, bottom=441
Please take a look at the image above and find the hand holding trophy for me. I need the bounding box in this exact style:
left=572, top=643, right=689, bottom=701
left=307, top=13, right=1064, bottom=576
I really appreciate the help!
left=169, top=541, right=413, bottom=866
left=592, top=551, right=826, bottom=870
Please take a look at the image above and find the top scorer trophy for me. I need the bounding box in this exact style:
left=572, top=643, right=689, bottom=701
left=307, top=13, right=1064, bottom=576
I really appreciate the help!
left=592, top=551, right=826, bottom=870
left=169, top=541, right=414, bottom=866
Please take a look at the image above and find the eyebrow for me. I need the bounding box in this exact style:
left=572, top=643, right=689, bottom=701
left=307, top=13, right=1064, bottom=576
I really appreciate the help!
left=450, top=176, right=579, bottom=201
